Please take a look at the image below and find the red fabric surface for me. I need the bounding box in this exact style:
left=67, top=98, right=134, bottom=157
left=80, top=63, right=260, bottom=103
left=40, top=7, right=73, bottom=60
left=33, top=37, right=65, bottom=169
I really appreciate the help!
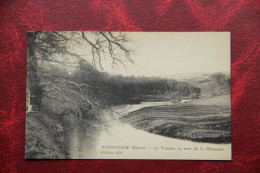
left=0, top=0, right=259, bottom=172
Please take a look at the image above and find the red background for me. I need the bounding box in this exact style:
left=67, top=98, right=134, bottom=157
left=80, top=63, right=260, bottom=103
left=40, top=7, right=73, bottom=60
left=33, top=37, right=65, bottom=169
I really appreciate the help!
left=0, top=0, right=259, bottom=172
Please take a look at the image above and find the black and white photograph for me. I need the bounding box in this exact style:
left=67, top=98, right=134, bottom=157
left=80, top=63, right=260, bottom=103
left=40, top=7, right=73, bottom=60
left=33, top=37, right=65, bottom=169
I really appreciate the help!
left=25, top=32, right=231, bottom=160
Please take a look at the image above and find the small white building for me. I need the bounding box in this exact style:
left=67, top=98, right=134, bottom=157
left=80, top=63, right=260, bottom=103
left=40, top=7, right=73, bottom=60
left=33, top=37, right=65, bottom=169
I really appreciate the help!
left=179, top=97, right=192, bottom=103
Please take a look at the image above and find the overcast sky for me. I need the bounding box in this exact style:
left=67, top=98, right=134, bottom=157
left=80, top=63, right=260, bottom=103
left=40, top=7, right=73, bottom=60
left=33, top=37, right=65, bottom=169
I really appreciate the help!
left=101, top=32, right=230, bottom=77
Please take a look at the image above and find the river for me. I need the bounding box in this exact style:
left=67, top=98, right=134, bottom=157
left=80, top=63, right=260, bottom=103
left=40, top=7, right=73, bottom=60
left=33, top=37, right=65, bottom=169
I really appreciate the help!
left=68, top=101, right=231, bottom=160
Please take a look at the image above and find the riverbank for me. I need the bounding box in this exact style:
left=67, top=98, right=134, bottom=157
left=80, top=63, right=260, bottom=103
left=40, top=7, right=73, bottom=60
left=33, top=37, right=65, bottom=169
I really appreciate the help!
left=121, top=104, right=231, bottom=144
left=82, top=99, right=231, bottom=160
left=121, top=95, right=231, bottom=144
left=25, top=112, right=67, bottom=159
left=26, top=95, right=230, bottom=159
left=89, top=120, right=231, bottom=160
left=78, top=96, right=231, bottom=159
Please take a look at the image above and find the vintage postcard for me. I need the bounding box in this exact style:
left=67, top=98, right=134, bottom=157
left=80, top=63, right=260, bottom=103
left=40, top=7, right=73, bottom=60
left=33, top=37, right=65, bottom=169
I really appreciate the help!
left=25, top=32, right=231, bottom=160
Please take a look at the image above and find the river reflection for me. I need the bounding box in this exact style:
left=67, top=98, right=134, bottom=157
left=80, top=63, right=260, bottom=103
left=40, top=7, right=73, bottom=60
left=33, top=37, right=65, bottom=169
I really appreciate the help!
left=67, top=101, right=231, bottom=159
left=67, top=102, right=173, bottom=158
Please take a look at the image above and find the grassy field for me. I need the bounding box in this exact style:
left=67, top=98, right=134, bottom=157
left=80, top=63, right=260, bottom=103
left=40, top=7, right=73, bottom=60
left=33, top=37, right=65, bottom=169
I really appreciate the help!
left=120, top=98, right=231, bottom=144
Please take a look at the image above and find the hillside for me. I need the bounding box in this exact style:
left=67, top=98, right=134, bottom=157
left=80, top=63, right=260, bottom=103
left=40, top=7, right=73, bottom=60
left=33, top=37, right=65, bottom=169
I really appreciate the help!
left=176, top=72, right=230, bottom=98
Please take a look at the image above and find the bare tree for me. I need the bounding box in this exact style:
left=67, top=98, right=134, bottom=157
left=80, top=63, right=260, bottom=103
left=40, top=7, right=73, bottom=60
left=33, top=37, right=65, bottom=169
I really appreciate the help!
left=27, top=31, right=133, bottom=118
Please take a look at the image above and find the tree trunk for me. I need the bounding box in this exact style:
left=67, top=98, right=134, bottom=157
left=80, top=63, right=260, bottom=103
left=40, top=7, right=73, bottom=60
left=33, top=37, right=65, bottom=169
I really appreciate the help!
left=27, top=32, right=42, bottom=111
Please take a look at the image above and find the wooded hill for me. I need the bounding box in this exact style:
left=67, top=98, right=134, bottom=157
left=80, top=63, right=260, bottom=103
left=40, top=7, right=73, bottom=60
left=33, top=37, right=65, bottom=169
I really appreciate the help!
left=41, top=61, right=201, bottom=117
